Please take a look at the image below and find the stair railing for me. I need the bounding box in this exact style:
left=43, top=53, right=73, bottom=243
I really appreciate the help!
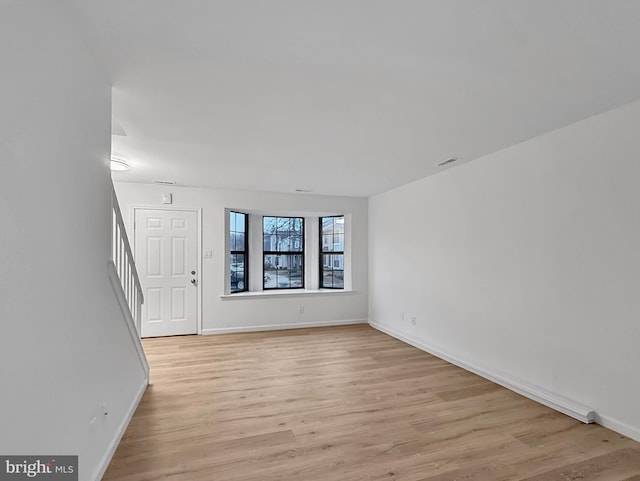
left=111, top=184, right=144, bottom=334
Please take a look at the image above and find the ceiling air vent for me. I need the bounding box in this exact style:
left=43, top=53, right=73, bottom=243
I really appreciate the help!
left=153, top=180, right=176, bottom=185
left=437, top=157, right=458, bottom=167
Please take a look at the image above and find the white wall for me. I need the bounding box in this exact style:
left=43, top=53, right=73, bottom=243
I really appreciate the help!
left=369, top=100, right=640, bottom=440
left=0, top=3, right=147, bottom=480
left=113, top=182, right=368, bottom=333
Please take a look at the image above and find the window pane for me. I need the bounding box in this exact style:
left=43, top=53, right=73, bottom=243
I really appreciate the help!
left=290, top=273, right=303, bottom=288
left=264, top=254, right=276, bottom=269
left=292, top=235, right=303, bottom=252
left=230, top=253, right=246, bottom=293
left=236, top=214, right=244, bottom=232
left=277, top=272, right=283, bottom=287
left=263, top=217, right=276, bottom=234
left=230, top=212, right=247, bottom=252
left=234, top=232, right=243, bottom=251
left=277, top=217, right=289, bottom=232
left=277, top=233, right=290, bottom=251
left=289, top=254, right=303, bottom=287
left=332, top=269, right=344, bottom=289
left=320, top=249, right=344, bottom=289
left=263, top=234, right=275, bottom=251
left=264, top=255, right=277, bottom=288
left=322, top=235, right=332, bottom=252
left=264, top=254, right=303, bottom=289
left=321, top=215, right=344, bottom=281
left=322, top=217, right=334, bottom=234
left=322, top=270, right=334, bottom=288
left=263, top=217, right=304, bottom=251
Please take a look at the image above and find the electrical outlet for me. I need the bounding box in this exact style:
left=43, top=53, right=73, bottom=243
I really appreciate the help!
left=299, top=305, right=304, bottom=314
left=411, top=316, right=416, bottom=326
left=401, top=312, right=405, bottom=321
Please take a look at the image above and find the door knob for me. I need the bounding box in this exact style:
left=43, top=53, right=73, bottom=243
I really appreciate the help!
left=190, top=279, right=197, bottom=284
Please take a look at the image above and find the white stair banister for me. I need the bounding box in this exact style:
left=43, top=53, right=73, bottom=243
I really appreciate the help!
left=111, top=183, right=144, bottom=334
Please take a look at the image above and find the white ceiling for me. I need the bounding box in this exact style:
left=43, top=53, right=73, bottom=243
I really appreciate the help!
left=66, top=1, right=640, bottom=197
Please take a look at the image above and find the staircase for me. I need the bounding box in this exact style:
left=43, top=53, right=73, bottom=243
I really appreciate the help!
left=110, top=184, right=144, bottom=335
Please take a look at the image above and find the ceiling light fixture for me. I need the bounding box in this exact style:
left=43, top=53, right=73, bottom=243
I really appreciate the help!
left=437, top=157, right=459, bottom=167
left=153, top=180, right=176, bottom=185
left=110, top=158, right=130, bottom=171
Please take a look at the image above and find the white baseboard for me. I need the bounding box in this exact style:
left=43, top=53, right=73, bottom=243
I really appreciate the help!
left=368, top=320, right=596, bottom=425
left=91, top=378, right=148, bottom=481
left=595, top=413, right=640, bottom=443
left=202, top=318, right=368, bottom=335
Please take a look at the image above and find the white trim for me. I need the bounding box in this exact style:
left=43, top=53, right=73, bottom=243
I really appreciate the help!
left=368, top=320, right=596, bottom=424
left=202, top=318, right=367, bottom=335
left=131, top=205, right=203, bottom=335
left=595, top=413, right=640, bottom=443
left=90, top=379, right=147, bottom=481
left=108, top=261, right=149, bottom=377
left=220, top=289, right=357, bottom=300
left=196, top=208, right=203, bottom=334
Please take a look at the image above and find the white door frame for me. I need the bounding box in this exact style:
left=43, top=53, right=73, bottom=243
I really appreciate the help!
left=131, top=205, right=203, bottom=335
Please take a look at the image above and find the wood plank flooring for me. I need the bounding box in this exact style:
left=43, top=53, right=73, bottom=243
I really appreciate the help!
left=103, top=325, right=640, bottom=480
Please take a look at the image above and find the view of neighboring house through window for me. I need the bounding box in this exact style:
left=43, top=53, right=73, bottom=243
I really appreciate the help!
left=230, top=211, right=248, bottom=293
left=263, top=216, right=304, bottom=289
left=320, top=216, right=344, bottom=289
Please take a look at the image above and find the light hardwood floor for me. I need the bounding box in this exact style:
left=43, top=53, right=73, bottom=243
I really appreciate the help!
left=103, top=325, right=640, bottom=480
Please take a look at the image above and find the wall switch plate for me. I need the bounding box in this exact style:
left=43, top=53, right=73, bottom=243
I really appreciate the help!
left=162, top=193, right=173, bottom=204
left=203, top=250, right=213, bottom=259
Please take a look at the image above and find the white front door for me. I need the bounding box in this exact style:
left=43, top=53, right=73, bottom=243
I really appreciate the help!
left=134, top=209, right=198, bottom=337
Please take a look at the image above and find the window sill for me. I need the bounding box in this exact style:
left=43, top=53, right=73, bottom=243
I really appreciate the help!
left=220, top=289, right=357, bottom=300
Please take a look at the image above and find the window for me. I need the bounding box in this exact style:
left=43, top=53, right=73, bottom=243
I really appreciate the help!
left=320, top=216, right=344, bottom=289
left=263, top=216, right=304, bottom=289
left=229, top=211, right=248, bottom=293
